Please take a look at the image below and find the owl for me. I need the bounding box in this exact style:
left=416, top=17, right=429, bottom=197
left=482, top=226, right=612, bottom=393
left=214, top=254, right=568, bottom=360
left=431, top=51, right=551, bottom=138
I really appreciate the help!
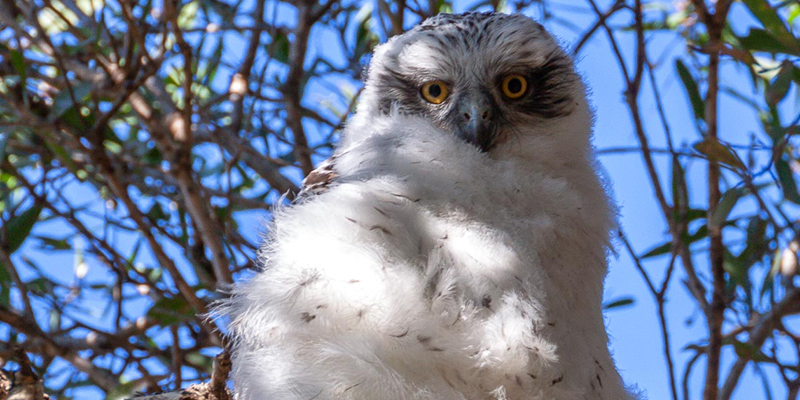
left=222, top=12, right=636, bottom=400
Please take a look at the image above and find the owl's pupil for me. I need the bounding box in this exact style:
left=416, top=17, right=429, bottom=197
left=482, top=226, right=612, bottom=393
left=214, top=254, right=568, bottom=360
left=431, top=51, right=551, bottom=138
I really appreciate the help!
left=508, top=78, right=522, bottom=93
left=429, top=84, right=442, bottom=97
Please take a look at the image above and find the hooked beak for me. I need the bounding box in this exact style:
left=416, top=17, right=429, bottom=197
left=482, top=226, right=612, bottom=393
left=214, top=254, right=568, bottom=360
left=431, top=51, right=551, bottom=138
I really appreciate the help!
left=455, top=95, right=493, bottom=152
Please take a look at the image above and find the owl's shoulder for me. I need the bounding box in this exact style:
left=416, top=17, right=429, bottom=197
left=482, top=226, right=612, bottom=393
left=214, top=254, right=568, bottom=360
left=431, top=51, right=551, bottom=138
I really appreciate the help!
left=297, top=153, right=342, bottom=199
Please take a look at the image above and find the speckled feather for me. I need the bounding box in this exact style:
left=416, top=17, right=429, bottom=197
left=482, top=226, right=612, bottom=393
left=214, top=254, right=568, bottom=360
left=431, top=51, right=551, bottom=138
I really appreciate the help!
left=221, top=12, right=639, bottom=400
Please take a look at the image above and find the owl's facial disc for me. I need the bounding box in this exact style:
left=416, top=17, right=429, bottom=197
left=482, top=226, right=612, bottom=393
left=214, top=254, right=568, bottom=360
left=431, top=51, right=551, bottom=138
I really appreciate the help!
left=367, top=13, right=582, bottom=153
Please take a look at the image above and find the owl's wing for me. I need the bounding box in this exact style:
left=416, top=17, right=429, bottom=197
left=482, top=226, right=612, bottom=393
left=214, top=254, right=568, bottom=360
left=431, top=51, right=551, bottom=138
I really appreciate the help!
left=297, top=153, right=339, bottom=198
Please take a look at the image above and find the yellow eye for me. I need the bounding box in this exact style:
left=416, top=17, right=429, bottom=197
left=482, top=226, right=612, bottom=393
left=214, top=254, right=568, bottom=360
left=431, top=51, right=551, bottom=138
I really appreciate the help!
left=501, top=74, right=528, bottom=99
left=420, top=81, right=449, bottom=104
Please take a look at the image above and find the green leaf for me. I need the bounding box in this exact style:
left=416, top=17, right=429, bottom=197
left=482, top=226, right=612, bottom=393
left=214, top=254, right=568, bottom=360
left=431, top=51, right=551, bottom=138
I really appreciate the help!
left=202, top=38, right=225, bottom=86
left=49, top=82, right=94, bottom=121
left=792, top=64, right=800, bottom=84
left=142, top=147, right=163, bottom=165
left=0, top=253, right=10, bottom=306
left=355, top=7, right=379, bottom=60
left=147, top=295, right=194, bottom=325
left=106, top=379, right=147, bottom=400
left=684, top=208, right=708, bottom=222
left=775, top=158, right=800, bottom=204
left=491, top=0, right=507, bottom=13
left=185, top=351, right=214, bottom=371
left=760, top=248, right=782, bottom=299
left=3, top=203, right=43, bottom=253
left=147, top=267, right=162, bottom=283
left=603, top=296, right=634, bottom=310
left=640, top=242, right=672, bottom=259
left=740, top=28, right=800, bottom=56
left=676, top=59, right=705, bottom=122
left=34, top=235, right=71, bottom=251
left=26, top=277, right=51, bottom=294
left=766, top=61, right=795, bottom=106
left=790, top=4, right=800, bottom=25
left=177, top=0, right=199, bottom=29
left=693, top=137, right=746, bottom=171
left=671, top=155, right=689, bottom=220
left=127, top=237, right=143, bottom=266
left=740, top=216, right=769, bottom=266
left=146, top=202, right=169, bottom=223
left=10, top=49, right=26, bottom=84
left=742, top=0, right=794, bottom=46
left=641, top=225, right=709, bottom=259
left=270, top=31, right=291, bottom=64
left=710, top=187, right=748, bottom=228
left=44, top=141, right=81, bottom=176
left=725, top=250, right=750, bottom=291
left=733, top=341, right=770, bottom=363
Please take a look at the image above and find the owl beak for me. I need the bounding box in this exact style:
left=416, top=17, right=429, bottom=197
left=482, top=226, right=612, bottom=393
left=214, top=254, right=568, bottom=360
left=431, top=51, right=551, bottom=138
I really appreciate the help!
left=457, top=98, right=493, bottom=152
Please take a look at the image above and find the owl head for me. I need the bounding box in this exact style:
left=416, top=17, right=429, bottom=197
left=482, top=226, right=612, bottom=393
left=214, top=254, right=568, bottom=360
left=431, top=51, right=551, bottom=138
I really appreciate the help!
left=346, top=12, right=593, bottom=166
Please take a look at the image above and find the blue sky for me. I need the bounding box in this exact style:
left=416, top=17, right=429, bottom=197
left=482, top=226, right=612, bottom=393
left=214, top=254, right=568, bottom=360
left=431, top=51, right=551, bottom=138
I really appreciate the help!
left=5, top=0, right=799, bottom=399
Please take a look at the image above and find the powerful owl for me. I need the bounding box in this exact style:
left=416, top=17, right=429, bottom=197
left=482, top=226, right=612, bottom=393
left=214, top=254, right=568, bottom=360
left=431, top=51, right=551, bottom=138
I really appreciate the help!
left=223, top=12, right=635, bottom=400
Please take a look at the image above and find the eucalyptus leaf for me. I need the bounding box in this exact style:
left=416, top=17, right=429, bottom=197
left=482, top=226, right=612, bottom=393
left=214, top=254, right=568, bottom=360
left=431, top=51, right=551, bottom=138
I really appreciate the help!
left=147, top=295, right=194, bottom=325
left=742, top=0, right=794, bottom=46
left=676, top=59, right=704, bottom=122
left=603, top=297, right=634, bottom=310
left=765, top=61, right=794, bottom=106
left=740, top=28, right=800, bottom=56
left=3, top=202, right=43, bottom=253
left=775, top=158, right=800, bottom=204
left=710, top=187, right=748, bottom=228
left=693, top=137, right=746, bottom=171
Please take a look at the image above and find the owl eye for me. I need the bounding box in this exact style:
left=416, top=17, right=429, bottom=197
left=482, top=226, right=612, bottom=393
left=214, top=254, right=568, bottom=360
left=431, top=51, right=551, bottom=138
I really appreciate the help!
left=420, top=81, right=450, bottom=104
left=501, top=74, right=528, bottom=99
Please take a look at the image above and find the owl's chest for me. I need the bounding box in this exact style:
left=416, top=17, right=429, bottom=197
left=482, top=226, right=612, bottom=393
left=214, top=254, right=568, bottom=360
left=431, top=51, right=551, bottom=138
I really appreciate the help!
left=394, top=196, right=608, bottom=374
left=417, top=199, right=605, bottom=305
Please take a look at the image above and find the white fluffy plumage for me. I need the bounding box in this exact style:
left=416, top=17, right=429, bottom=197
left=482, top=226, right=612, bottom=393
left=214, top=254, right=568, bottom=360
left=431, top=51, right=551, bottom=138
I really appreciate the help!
left=222, top=12, right=636, bottom=400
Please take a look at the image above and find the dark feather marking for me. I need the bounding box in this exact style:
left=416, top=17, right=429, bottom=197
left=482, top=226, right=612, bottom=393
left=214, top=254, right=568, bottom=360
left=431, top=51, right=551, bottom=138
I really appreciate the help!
left=391, top=193, right=420, bottom=202
left=595, top=358, right=605, bottom=372
left=299, top=155, right=339, bottom=198
left=342, top=379, right=366, bottom=393
left=521, top=51, right=577, bottom=118
left=370, top=225, right=392, bottom=235
left=455, top=370, right=467, bottom=384
left=482, top=294, right=492, bottom=309
left=375, top=67, right=428, bottom=115
left=443, top=378, right=455, bottom=389
left=390, top=328, right=409, bottom=338
left=298, top=273, right=319, bottom=287
left=552, top=374, right=564, bottom=385
left=300, top=312, right=316, bottom=322
left=417, top=335, right=444, bottom=351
